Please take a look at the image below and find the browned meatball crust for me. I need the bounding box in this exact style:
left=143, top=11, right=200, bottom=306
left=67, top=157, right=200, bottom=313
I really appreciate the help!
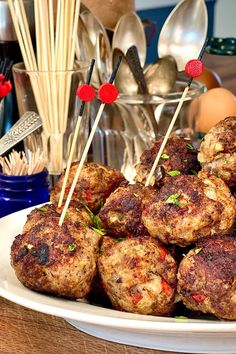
left=198, top=116, right=236, bottom=188
left=98, top=182, right=154, bottom=237
left=135, top=135, right=200, bottom=187
left=50, top=162, right=125, bottom=212
left=11, top=210, right=101, bottom=299
left=98, top=237, right=177, bottom=315
left=177, top=236, right=236, bottom=320
left=23, top=202, right=93, bottom=234
left=142, top=174, right=236, bottom=247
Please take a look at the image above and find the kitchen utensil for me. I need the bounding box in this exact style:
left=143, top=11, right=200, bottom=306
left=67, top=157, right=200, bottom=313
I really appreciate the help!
left=0, top=111, right=42, bottom=156
left=112, top=12, right=146, bottom=67
left=80, top=6, right=111, bottom=82
left=112, top=48, right=138, bottom=94
left=158, top=0, right=208, bottom=71
left=144, top=55, right=177, bottom=95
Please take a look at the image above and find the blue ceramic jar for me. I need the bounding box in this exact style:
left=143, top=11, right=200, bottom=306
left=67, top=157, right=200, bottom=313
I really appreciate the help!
left=0, top=170, right=49, bottom=218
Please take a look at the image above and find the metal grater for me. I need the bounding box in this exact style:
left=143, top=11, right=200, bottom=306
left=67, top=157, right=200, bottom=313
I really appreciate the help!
left=0, top=111, right=42, bottom=156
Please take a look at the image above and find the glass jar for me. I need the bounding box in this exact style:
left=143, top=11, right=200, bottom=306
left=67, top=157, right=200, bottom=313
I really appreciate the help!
left=12, top=62, right=90, bottom=176
left=90, top=80, right=205, bottom=180
left=0, top=170, right=49, bottom=218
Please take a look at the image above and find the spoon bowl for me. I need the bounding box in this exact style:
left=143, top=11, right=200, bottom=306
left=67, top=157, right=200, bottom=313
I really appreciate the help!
left=158, top=0, right=208, bottom=71
left=144, top=55, right=177, bottom=95
left=112, top=12, right=146, bottom=67
left=80, top=8, right=111, bottom=82
left=112, top=48, right=138, bottom=94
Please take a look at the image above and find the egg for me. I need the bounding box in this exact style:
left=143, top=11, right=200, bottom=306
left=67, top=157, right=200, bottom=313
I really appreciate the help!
left=195, top=67, right=222, bottom=89
left=193, top=88, right=236, bottom=133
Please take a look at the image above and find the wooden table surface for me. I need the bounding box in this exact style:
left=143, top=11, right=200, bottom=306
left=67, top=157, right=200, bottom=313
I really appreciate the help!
left=0, top=53, right=235, bottom=354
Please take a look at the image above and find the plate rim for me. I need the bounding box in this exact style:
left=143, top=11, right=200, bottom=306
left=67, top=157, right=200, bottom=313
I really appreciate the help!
left=1, top=206, right=236, bottom=334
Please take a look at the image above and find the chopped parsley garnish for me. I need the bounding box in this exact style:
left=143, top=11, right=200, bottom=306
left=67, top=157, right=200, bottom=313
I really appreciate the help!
left=167, top=170, right=181, bottom=177
left=117, top=237, right=126, bottom=242
left=68, top=244, right=77, bottom=252
left=36, top=207, right=48, bottom=212
left=195, top=248, right=202, bottom=255
left=190, top=170, right=198, bottom=176
left=91, top=227, right=106, bottom=236
left=81, top=204, right=106, bottom=235
left=186, top=143, right=194, bottom=151
left=161, top=153, right=170, bottom=160
left=166, top=193, right=183, bottom=207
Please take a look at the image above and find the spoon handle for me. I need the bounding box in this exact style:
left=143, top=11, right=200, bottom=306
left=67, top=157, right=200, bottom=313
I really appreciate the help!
left=126, top=45, right=148, bottom=94
left=0, top=111, right=42, bottom=156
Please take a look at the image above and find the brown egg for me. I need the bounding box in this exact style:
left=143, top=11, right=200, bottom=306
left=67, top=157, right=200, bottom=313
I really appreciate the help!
left=195, top=67, right=222, bottom=89
left=195, top=88, right=236, bottom=133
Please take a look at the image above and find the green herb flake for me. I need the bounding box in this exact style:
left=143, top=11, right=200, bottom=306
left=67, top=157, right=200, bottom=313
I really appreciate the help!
left=68, top=244, right=77, bottom=252
left=195, top=248, right=202, bottom=255
left=190, top=170, right=198, bottom=176
left=175, top=316, right=188, bottom=320
left=167, top=170, right=181, bottom=177
left=183, top=159, right=188, bottom=163
left=117, top=237, right=126, bottom=242
left=186, top=143, right=194, bottom=151
left=82, top=203, right=106, bottom=235
left=166, top=193, right=183, bottom=208
left=36, top=207, right=48, bottom=212
left=91, top=227, right=106, bottom=236
left=161, top=153, right=170, bottom=160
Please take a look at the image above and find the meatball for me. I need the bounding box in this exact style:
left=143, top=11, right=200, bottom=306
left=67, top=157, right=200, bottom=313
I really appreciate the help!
left=23, top=202, right=93, bottom=233
left=135, top=134, right=200, bottom=187
left=98, top=237, right=177, bottom=315
left=98, top=182, right=154, bottom=237
left=177, top=236, right=236, bottom=320
left=142, top=174, right=236, bottom=247
left=11, top=209, right=101, bottom=299
left=198, top=116, right=236, bottom=188
left=50, top=162, right=125, bottom=212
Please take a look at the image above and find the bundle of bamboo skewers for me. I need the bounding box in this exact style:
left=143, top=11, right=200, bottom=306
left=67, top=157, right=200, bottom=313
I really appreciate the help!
left=0, top=149, right=46, bottom=176
left=8, top=0, right=83, bottom=174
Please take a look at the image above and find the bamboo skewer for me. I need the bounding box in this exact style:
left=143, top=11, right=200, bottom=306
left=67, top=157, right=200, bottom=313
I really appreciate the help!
left=145, top=39, right=208, bottom=187
left=59, top=56, right=122, bottom=226
left=58, top=59, right=96, bottom=207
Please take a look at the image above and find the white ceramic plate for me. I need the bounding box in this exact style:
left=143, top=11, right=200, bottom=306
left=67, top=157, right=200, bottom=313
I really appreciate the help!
left=1, top=207, right=236, bottom=354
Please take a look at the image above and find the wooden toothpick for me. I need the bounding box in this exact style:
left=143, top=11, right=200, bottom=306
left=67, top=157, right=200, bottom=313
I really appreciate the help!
left=59, top=56, right=122, bottom=226
left=145, top=39, right=208, bottom=187
left=58, top=59, right=96, bottom=207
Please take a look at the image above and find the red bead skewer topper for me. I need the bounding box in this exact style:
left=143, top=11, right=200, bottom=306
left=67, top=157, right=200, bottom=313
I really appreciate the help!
left=0, top=79, right=12, bottom=98
left=98, top=83, right=119, bottom=104
left=77, top=83, right=95, bottom=102
left=185, top=59, right=204, bottom=78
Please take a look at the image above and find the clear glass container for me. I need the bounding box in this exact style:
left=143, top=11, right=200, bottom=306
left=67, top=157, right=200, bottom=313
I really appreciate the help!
left=91, top=80, right=206, bottom=180
left=0, top=170, right=49, bottom=218
left=12, top=62, right=90, bottom=176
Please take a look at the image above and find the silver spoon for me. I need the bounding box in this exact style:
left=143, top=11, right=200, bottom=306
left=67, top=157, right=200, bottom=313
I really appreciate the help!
left=112, top=12, right=146, bottom=68
left=144, top=55, right=177, bottom=95
left=80, top=8, right=111, bottom=82
left=158, top=0, right=208, bottom=71
left=112, top=48, right=138, bottom=94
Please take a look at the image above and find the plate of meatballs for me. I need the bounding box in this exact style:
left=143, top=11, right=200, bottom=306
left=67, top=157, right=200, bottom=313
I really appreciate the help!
left=0, top=116, right=236, bottom=353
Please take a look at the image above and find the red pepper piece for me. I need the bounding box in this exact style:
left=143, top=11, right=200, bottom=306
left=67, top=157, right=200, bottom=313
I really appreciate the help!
left=185, top=59, right=204, bottom=78
left=161, top=278, right=171, bottom=295
left=192, top=293, right=206, bottom=303
left=98, top=83, right=118, bottom=104
left=159, top=247, right=167, bottom=262
left=132, top=293, right=143, bottom=305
